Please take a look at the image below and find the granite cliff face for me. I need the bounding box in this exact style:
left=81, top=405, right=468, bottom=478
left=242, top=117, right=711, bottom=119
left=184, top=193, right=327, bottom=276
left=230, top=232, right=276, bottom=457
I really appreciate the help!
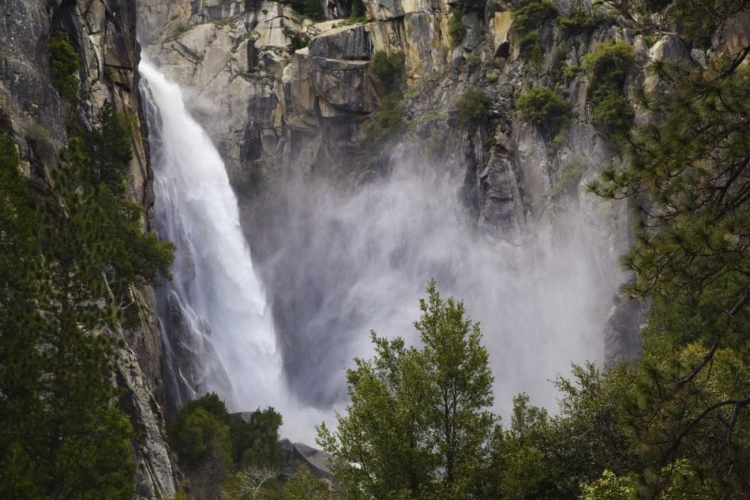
left=0, top=1, right=176, bottom=497
left=137, top=0, right=666, bottom=380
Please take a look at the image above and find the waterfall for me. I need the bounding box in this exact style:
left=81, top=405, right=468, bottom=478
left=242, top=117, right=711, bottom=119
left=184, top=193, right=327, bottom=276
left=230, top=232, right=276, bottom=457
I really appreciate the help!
left=139, top=60, right=282, bottom=415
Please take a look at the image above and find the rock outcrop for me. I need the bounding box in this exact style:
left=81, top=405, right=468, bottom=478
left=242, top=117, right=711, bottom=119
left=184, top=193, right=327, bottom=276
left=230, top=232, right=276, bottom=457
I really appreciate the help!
left=0, top=0, right=177, bottom=497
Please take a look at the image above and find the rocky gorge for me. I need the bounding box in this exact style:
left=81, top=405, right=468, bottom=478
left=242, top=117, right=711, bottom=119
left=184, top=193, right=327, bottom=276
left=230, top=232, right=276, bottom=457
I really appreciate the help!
left=2, top=0, right=750, bottom=497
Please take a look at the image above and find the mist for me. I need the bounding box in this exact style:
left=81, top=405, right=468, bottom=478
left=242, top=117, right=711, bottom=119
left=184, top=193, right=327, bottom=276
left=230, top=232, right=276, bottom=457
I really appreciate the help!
left=257, top=148, right=622, bottom=421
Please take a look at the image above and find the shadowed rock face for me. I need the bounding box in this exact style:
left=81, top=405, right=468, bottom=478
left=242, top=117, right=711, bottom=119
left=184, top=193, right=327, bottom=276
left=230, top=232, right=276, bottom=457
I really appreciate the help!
left=0, top=1, right=176, bottom=497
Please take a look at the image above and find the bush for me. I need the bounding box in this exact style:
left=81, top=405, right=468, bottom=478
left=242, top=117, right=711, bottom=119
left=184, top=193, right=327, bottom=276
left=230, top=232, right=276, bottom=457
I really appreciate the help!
left=582, top=41, right=634, bottom=143
left=557, top=8, right=615, bottom=37
left=48, top=32, right=80, bottom=102
left=512, top=0, right=559, bottom=63
left=368, top=94, right=405, bottom=141
left=372, top=51, right=405, bottom=94
left=291, top=0, right=325, bottom=20
left=517, top=86, right=569, bottom=135
left=486, top=72, right=499, bottom=83
left=449, top=12, right=467, bottom=46
left=287, top=31, right=309, bottom=52
left=455, top=89, right=489, bottom=129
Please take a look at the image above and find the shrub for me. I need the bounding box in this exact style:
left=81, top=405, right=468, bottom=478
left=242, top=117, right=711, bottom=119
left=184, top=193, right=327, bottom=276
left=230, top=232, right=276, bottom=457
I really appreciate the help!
left=368, top=93, right=405, bottom=141
left=455, top=89, right=489, bottom=129
left=582, top=41, right=635, bottom=143
left=486, top=72, right=499, bottom=83
left=48, top=32, right=80, bottom=102
left=449, top=12, right=467, bottom=46
left=512, top=0, right=558, bottom=63
left=349, top=0, right=366, bottom=17
left=517, top=86, right=569, bottom=136
left=372, top=51, right=405, bottom=94
left=291, top=0, right=325, bottom=20
left=557, top=8, right=615, bottom=37
left=287, top=31, right=309, bottom=52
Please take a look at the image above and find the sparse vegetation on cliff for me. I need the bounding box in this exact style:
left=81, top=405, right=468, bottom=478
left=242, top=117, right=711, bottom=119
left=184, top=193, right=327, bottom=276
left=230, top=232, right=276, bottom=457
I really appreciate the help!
left=517, top=86, right=570, bottom=137
left=48, top=32, right=80, bottom=102
left=582, top=41, right=634, bottom=144
left=455, top=89, right=490, bottom=129
left=511, top=0, right=559, bottom=63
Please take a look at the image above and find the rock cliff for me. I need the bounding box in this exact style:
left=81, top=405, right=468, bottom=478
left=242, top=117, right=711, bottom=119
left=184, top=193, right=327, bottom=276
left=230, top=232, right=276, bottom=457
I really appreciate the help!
left=0, top=1, right=176, bottom=497
left=137, top=0, right=687, bottom=373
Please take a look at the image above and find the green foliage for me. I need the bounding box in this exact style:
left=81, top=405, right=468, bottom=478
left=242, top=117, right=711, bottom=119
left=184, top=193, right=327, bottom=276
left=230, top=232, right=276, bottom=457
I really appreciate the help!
left=230, top=408, right=284, bottom=469
left=589, top=27, right=750, bottom=495
left=348, top=0, right=366, bottom=18
left=367, top=94, right=405, bottom=142
left=512, top=0, right=559, bottom=63
left=287, top=31, right=310, bottom=52
left=455, top=89, right=489, bottom=129
left=372, top=51, right=405, bottom=94
left=0, top=130, right=170, bottom=499
left=317, top=281, right=495, bottom=499
left=89, top=101, right=134, bottom=194
left=448, top=12, right=467, bottom=46
left=557, top=8, right=615, bottom=37
left=485, top=72, right=499, bottom=83
left=291, top=0, right=325, bottom=20
left=283, top=467, right=333, bottom=500
left=581, top=470, right=636, bottom=499
left=49, top=32, right=80, bottom=102
left=517, top=86, right=569, bottom=136
left=170, top=393, right=285, bottom=499
left=582, top=41, right=634, bottom=144
left=666, top=0, right=750, bottom=48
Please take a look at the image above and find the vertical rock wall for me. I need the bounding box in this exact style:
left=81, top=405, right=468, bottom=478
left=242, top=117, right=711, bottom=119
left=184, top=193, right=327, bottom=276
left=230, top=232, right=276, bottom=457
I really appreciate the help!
left=0, top=0, right=177, bottom=497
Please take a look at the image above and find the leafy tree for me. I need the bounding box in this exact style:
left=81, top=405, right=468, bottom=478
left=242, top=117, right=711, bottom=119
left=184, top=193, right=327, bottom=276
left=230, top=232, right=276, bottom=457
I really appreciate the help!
left=231, top=408, right=284, bottom=469
left=283, top=467, right=334, bottom=500
left=317, top=281, right=495, bottom=499
left=372, top=51, right=405, bottom=95
left=511, top=0, right=559, bottom=63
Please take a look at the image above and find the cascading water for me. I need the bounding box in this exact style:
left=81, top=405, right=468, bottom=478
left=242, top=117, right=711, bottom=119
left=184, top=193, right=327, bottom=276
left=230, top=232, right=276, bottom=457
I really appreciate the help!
left=139, top=58, right=622, bottom=437
left=139, top=60, right=283, bottom=415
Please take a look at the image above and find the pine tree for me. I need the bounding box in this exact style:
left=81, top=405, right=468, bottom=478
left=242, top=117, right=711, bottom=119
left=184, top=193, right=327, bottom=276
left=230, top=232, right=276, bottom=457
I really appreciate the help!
left=589, top=13, right=750, bottom=495
left=0, top=116, right=174, bottom=498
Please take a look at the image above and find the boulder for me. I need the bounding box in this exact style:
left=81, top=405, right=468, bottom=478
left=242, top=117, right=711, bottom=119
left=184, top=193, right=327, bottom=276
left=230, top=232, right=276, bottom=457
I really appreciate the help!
left=293, top=442, right=334, bottom=481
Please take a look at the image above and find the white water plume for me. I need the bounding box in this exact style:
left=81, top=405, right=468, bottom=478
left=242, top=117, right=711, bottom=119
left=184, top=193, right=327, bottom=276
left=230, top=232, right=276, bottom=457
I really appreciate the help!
left=139, top=60, right=284, bottom=415
left=258, top=155, right=623, bottom=417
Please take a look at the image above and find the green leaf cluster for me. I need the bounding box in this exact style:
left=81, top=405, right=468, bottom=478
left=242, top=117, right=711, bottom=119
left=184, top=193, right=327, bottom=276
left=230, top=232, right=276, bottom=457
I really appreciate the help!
left=517, top=86, right=570, bottom=137
left=582, top=41, right=634, bottom=144
left=169, top=393, right=285, bottom=498
left=455, top=89, right=490, bottom=130
left=290, top=0, right=325, bottom=21
left=511, top=0, right=559, bottom=63
left=49, top=32, right=80, bottom=102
